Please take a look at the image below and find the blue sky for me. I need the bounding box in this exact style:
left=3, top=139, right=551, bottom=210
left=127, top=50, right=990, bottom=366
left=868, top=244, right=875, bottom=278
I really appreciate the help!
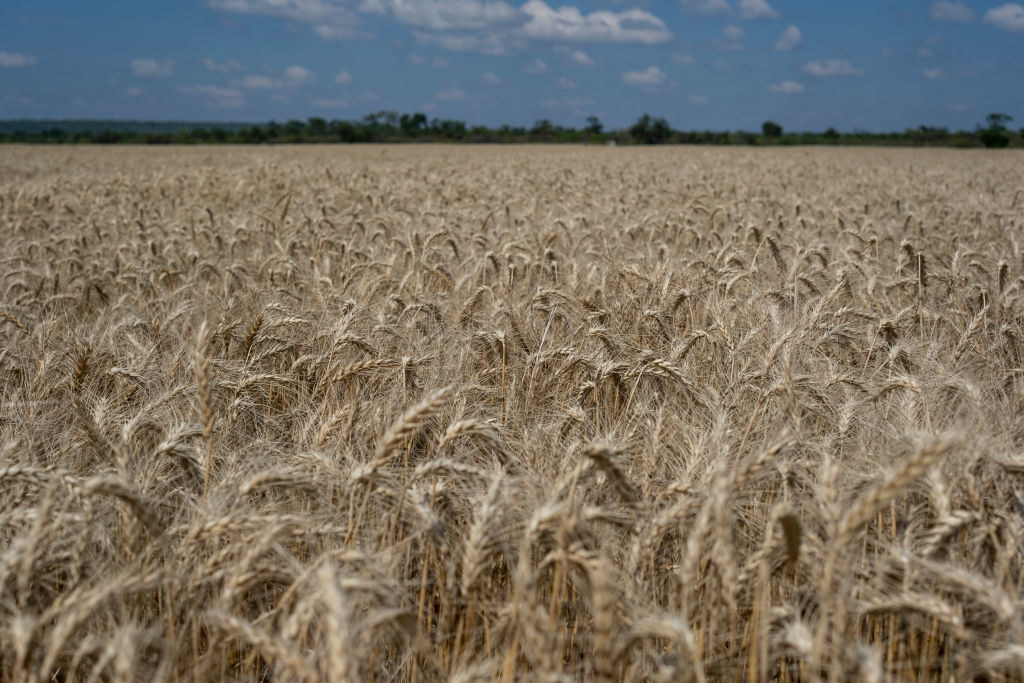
left=1, top=0, right=1022, bottom=131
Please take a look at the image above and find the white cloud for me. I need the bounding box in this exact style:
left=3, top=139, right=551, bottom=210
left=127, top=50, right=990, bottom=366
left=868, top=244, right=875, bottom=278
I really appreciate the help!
left=689, top=94, right=709, bottom=104
left=737, top=0, right=778, bottom=19
left=334, top=69, right=353, bottom=84
left=917, top=47, right=934, bottom=57
left=722, top=24, right=745, bottom=40
left=131, top=58, right=174, bottom=78
left=124, top=87, right=143, bottom=97
left=985, top=4, right=1024, bottom=32
left=236, top=65, right=316, bottom=89
left=413, top=30, right=518, bottom=54
left=930, top=1, right=976, bottom=21
left=671, top=53, right=696, bottom=66
left=774, top=25, right=801, bottom=51
left=679, top=0, right=732, bottom=16
left=208, top=0, right=359, bottom=40
left=187, top=84, right=246, bottom=107
left=923, top=68, right=943, bottom=79
left=556, top=76, right=578, bottom=89
left=202, top=57, right=243, bottom=72
left=359, top=0, right=519, bottom=30
left=435, top=86, right=468, bottom=100
left=802, top=59, right=864, bottom=77
left=568, top=49, right=593, bottom=65
left=520, top=0, right=671, bottom=43
left=482, top=71, right=502, bottom=83
left=409, top=54, right=451, bottom=67
left=769, top=80, right=804, bottom=93
left=312, top=97, right=349, bottom=108
left=0, top=51, right=37, bottom=68
left=238, top=74, right=278, bottom=89
left=524, top=58, right=548, bottom=73
left=284, top=65, right=315, bottom=83
left=622, top=65, right=666, bottom=86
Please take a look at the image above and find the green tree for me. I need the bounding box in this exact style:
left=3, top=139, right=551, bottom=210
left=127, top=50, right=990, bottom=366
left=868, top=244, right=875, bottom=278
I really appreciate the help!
left=761, top=120, right=783, bottom=137
left=630, top=114, right=673, bottom=144
left=585, top=116, right=603, bottom=135
left=986, top=113, right=1012, bottom=129
left=980, top=112, right=1012, bottom=148
left=400, top=112, right=428, bottom=136
left=307, top=117, right=327, bottom=137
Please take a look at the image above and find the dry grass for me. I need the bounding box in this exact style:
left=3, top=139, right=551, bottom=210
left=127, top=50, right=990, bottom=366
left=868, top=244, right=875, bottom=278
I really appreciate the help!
left=2, top=143, right=1024, bottom=681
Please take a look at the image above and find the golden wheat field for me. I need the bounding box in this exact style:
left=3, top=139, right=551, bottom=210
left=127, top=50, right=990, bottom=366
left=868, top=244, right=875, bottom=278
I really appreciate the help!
left=2, top=143, right=1024, bottom=681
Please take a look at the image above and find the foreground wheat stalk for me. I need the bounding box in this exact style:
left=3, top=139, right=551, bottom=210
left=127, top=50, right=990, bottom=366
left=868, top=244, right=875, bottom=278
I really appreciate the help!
left=1, top=143, right=1023, bottom=681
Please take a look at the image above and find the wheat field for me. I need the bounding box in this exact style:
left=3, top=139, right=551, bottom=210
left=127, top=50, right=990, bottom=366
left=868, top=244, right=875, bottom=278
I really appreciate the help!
left=1, top=144, right=1023, bottom=681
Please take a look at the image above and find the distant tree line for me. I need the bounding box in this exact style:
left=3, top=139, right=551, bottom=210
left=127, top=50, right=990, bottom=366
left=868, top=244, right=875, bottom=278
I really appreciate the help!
left=1, top=111, right=1019, bottom=148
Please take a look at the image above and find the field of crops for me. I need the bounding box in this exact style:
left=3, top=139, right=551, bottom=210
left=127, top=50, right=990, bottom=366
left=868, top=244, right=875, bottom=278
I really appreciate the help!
left=2, top=144, right=1023, bottom=681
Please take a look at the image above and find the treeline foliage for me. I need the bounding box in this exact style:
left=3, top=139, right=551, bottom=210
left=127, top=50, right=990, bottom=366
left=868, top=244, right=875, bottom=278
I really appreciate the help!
left=1, top=111, right=1020, bottom=147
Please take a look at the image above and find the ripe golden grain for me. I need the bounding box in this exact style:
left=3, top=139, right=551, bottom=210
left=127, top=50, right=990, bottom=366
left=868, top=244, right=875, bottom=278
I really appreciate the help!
left=0, top=144, right=1022, bottom=681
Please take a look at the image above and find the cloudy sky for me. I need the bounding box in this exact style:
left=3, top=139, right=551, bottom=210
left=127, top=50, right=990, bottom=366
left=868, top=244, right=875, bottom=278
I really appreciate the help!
left=1, top=0, right=1022, bottom=130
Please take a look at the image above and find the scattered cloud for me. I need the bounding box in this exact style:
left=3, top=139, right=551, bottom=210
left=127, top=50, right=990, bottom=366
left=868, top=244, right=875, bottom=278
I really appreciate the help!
left=679, top=0, right=732, bottom=17
left=802, top=59, right=864, bottom=77
left=557, top=48, right=593, bottom=65
left=671, top=53, right=697, bottom=66
left=237, top=74, right=278, bottom=89
left=984, top=4, right=1024, bottom=33
left=311, top=97, right=348, bottom=108
left=689, top=94, right=710, bottom=104
left=917, top=47, right=934, bottom=57
left=520, top=0, right=671, bottom=43
left=207, top=0, right=360, bottom=40
left=202, top=57, right=243, bottom=72
left=0, top=51, right=37, bottom=68
left=524, top=58, right=548, bottom=74
left=124, top=87, right=144, bottom=97
left=435, top=86, right=468, bottom=101
left=284, top=65, right=315, bottom=83
left=412, top=30, right=518, bottom=54
left=930, top=1, right=976, bottom=22
left=131, top=58, right=174, bottom=78
left=622, top=65, right=666, bottom=86
left=774, top=25, right=801, bottom=51
left=769, top=80, right=805, bottom=93
left=923, top=68, right=943, bottom=79
left=714, top=24, right=745, bottom=50
left=482, top=71, right=502, bottom=83
left=186, top=84, right=246, bottom=107
left=570, top=49, right=592, bottom=65
left=409, top=54, right=452, bottom=67
left=722, top=24, right=745, bottom=40
left=737, top=0, right=779, bottom=19
left=334, top=69, right=353, bottom=84
left=359, top=0, right=519, bottom=30
left=556, top=76, right=578, bottom=89
left=236, top=65, right=316, bottom=89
